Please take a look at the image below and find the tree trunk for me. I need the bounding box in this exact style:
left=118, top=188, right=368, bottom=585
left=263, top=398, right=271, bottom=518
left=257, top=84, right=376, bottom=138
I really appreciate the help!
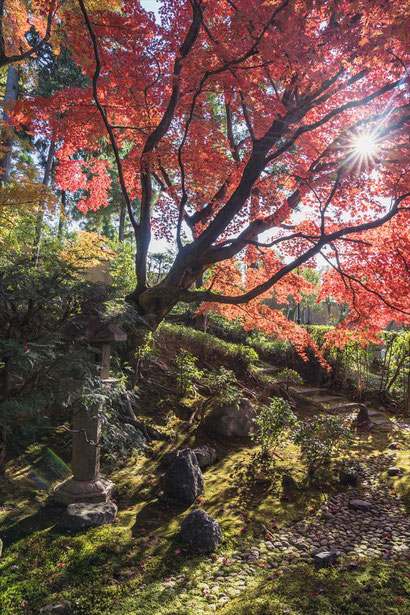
left=0, top=358, right=10, bottom=475
left=58, top=189, right=66, bottom=238
left=0, top=65, right=19, bottom=184
left=119, top=196, right=126, bottom=242
left=33, top=140, right=56, bottom=263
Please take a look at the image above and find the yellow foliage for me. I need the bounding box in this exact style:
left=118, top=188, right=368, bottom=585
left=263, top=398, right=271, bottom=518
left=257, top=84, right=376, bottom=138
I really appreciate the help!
left=0, top=180, right=59, bottom=253
left=61, top=231, right=115, bottom=270
left=0, top=179, right=58, bottom=214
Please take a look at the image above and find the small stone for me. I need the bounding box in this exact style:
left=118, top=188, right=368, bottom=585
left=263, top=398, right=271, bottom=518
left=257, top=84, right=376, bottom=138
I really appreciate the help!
left=194, top=445, right=217, bottom=469
left=349, top=499, right=373, bottom=512
left=40, top=602, right=72, bottom=615
left=181, top=509, right=222, bottom=553
left=60, top=502, right=117, bottom=531
left=387, top=467, right=402, bottom=477
left=314, top=551, right=341, bottom=568
left=339, top=470, right=358, bottom=487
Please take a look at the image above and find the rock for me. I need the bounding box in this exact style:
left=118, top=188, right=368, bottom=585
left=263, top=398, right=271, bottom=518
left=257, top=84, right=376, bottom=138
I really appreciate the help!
left=59, top=502, right=117, bottom=531
left=181, top=509, right=222, bottom=553
left=348, top=499, right=373, bottom=512
left=387, top=467, right=402, bottom=477
left=314, top=551, right=341, bottom=568
left=40, top=602, right=72, bottom=614
left=194, top=445, right=217, bottom=469
left=339, top=470, right=358, bottom=487
left=160, top=448, right=204, bottom=505
left=204, top=398, right=257, bottom=438
left=161, top=445, right=217, bottom=469
left=161, top=449, right=179, bottom=466
left=282, top=473, right=299, bottom=492
left=354, top=405, right=373, bottom=429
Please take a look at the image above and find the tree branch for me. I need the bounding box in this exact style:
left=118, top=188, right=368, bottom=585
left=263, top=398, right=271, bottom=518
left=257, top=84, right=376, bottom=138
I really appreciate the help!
left=178, top=193, right=409, bottom=305
left=321, top=243, right=410, bottom=316
left=0, top=1, right=57, bottom=68
left=77, top=0, right=138, bottom=236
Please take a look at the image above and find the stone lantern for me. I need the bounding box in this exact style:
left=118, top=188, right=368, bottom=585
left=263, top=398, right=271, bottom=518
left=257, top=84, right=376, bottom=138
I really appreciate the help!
left=53, top=318, right=127, bottom=505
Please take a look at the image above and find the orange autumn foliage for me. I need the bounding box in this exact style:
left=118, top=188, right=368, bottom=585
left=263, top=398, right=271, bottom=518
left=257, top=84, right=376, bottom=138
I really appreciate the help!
left=8, top=0, right=410, bottom=353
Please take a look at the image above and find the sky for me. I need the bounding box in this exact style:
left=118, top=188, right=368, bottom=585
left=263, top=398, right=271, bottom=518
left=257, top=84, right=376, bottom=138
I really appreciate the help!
left=140, top=0, right=161, bottom=20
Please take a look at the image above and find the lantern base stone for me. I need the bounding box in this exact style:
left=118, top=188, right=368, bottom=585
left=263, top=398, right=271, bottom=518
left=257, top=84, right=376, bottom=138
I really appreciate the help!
left=53, top=476, right=115, bottom=505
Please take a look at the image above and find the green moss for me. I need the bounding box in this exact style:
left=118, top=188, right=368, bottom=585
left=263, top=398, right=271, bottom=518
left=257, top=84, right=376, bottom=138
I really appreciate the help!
left=219, top=561, right=410, bottom=615
left=1, top=396, right=409, bottom=614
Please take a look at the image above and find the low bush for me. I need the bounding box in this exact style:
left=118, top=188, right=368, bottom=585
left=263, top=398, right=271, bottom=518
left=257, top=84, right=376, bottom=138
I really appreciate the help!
left=294, top=415, right=351, bottom=479
left=252, top=397, right=298, bottom=456
left=275, top=368, right=304, bottom=390
left=160, top=323, right=258, bottom=372
left=172, top=349, right=203, bottom=397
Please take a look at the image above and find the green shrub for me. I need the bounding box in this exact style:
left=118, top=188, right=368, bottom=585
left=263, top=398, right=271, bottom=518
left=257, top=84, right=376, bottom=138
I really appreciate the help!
left=294, top=415, right=351, bottom=478
left=173, top=349, right=204, bottom=396
left=252, top=397, right=298, bottom=455
left=198, top=367, right=242, bottom=422
left=160, top=323, right=258, bottom=372
left=81, top=377, right=145, bottom=468
left=275, top=368, right=303, bottom=390
left=0, top=251, right=116, bottom=466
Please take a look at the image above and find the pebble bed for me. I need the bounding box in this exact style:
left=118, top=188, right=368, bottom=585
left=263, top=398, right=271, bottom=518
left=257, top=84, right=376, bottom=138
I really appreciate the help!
left=161, top=453, right=409, bottom=612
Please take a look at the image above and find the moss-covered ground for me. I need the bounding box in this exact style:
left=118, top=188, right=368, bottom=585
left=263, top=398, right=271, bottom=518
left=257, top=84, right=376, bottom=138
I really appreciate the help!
left=0, top=331, right=409, bottom=615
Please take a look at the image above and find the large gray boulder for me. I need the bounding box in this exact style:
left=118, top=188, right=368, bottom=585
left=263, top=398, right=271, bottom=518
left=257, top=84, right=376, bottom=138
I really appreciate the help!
left=60, top=502, right=117, bottom=531
left=40, top=602, right=72, bottom=614
left=181, top=509, right=222, bottom=553
left=161, top=449, right=204, bottom=505
left=204, top=398, right=257, bottom=438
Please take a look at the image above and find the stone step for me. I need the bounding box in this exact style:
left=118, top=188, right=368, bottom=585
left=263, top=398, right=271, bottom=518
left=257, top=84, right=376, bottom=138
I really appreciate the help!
left=326, top=402, right=363, bottom=413
left=293, top=387, right=327, bottom=396
left=372, top=417, right=391, bottom=426
left=259, top=366, right=281, bottom=374
left=311, top=396, right=346, bottom=404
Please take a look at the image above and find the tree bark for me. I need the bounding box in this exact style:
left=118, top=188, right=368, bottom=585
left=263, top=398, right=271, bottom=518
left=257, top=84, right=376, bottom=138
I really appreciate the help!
left=119, top=196, right=126, bottom=242
left=0, top=65, right=19, bottom=184
left=58, top=189, right=66, bottom=238
left=33, top=140, right=56, bottom=264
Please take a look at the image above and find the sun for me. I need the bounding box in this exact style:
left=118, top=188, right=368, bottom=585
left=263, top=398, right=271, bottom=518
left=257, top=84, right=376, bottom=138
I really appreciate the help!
left=351, top=132, right=378, bottom=157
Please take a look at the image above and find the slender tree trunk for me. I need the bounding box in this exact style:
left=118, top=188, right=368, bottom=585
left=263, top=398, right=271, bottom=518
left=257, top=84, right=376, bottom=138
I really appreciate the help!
left=58, top=189, right=66, bottom=238
left=119, top=196, right=126, bottom=242
left=0, top=65, right=19, bottom=184
left=33, top=140, right=56, bottom=264
left=0, top=358, right=10, bottom=475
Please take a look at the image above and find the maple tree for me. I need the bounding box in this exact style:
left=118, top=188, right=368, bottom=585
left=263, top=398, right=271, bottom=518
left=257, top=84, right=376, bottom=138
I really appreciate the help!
left=6, top=0, right=410, bottom=352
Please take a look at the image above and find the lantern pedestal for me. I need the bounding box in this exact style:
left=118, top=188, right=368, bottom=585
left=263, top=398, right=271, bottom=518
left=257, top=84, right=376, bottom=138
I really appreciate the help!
left=54, top=403, right=115, bottom=504
left=53, top=476, right=115, bottom=504
left=53, top=319, right=127, bottom=506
